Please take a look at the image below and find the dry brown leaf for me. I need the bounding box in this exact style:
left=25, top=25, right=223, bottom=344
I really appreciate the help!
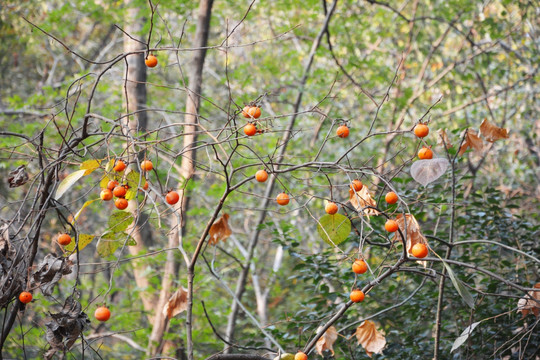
left=208, top=213, right=232, bottom=245
left=316, top=326, right=338, bottom=356
left=479, top=118, right=509, bottom=142
left=458, top=129, right=484, bottom=156
left=392, top=214, right=428, bottom=255
left=517, top=283, right=540, bottom=318
left=349, top=185, right=380, bottom=216
left=436, top=128, right=453, bottom=149
left=163, top=287, right=188, bottom=319
left=355, top=320, right=386, bottom=357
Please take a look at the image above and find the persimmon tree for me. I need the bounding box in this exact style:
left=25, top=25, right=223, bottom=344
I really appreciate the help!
left=0, top=0, right=538, bottom=359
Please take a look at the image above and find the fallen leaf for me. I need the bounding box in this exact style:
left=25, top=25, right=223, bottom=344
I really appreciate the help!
left=208, top=213, right=232, bottom=245
left=437, top=129, right=453, bottom=149
left=410, top=158, right=450, bottom=186
left=517, top=283, right=540, bottom=318
left=316, top=326, right=338, bottom=356
left=392, top=214, right=428, bottom=255
left=355, top=320, right=386, bottom=357
left=163, top=287, right=188, bottom=319
left=7, top=165, right=29, bottom=188
left=349, top=185, right=380, bottom=216
left=458, top=129, right=484, bottom=156
left=479, top=118, right=509, bottom=142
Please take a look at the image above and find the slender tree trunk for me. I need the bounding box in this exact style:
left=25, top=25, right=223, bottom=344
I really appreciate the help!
left=147, top=1, right=214, bottom=357
left=121, top=4, right=156, bottom=320
left=224, top=1, right=339, bottom=350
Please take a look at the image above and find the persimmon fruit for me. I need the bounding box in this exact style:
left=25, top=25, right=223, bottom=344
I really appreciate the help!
left=276, top=193, right=290, bottom=206
left=95, top=306, right=111, bottom=322
left=19, top=291, right=32, bottom=304
left=336, top=124, right=349, bottom=138
left=352, top=259, right=368, bottom=274
left=255, top=169, right=268, bottom=182
left=385, top=191, right=398, bottom=204
left=115, top=198, right=128, bottom=210
left=350, top=289, right=365, bottom=303
left=325, top=202, right=338, bottom=215
left=58, top=233, right=72, bottom=246
left=350, top=179, right=363, bottom=192
left=385, top=219, right=399, bottom=233
left=295, top=352, right=308, bottom=360
left=414, top=123, right=429, bottom=138
left=113, top=160, right=126, bottom=172
left=100, top=189, right=113, bottom=201
left=411, top=243, right=429, bottom=258
left=107, top=180, right=119, bottom=191
left=145, top=54, right=158, bottom=68
left=244, top=123, right=257, bottom=136
left=166, top=190, right=180, bottom=205
left=141, top=160, right=153, bottom=172
left=418, top=146, right=433, bottom=160
left=113, top=185, right=127, bottom=198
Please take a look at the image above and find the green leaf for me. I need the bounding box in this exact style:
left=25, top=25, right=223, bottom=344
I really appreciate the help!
left=96, top=232, right=121, bottom=257
left=80, top=159, right=101, bottom=175
left=443, top=261, right=475, bottom=309
left=72, top=198, right=100, bottom=224
left=451, top=321, right=482, bottom=352
left=108, top=212, right=134, bottom=232
left=64, top=233, right=95, bottom=252
left=54, top=169, right=86, bottom=200
left=317, top=214, right=351, bottom=246
left=125, top=170, right=143, bottom=189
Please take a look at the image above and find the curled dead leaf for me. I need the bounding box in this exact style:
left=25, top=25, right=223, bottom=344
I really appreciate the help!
left=163, top=287, right=188, bottom=319
left=316, top=326, right=338, bottom=356
left=355, top=320, right=386, bottom=357
left=208, top=213, right=232, bottom=245
left=517, top=283, right=540, bottom=318
left=32, top=254, right=73, bottom=296
left=458, top=129, right=484, bottom=156
left=349, top=185, right=380, bottom=217
left=479, top=118, right=509, bottom=142
left=7, top=165, right=29, bottom=188
left=436, top=128, right=453, bottom=149
left=392, top=214, right=428, bottom=255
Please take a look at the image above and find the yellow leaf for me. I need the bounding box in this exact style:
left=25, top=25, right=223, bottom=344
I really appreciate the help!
left=316, top=326, right=338, bottom=356
left=355, top=320, right=386, bottom=357
left=393, top=214, right=428, bottom=255
left=80, top=159, right=101, bottom=176
left=517, top=283, right=540, bottom=318
left=208, top=213, right=232, bottom=245
left=163, top=287, right=188, bottom=319
left=458, top=129, right=484, bottom=156
left=479, top=118, right=509, bottom=142
left=349, top=185, right=380, bottom=217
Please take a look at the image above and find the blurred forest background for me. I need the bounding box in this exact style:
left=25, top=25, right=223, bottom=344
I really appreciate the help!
left=0, top=0, right=538, bottom=359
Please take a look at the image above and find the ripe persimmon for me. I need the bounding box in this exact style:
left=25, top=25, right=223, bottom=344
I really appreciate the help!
left=385, top=219, right=399, bottom=232
left=350, top=289, right=365, bottom=303
left=242, top=106, right=251, bottom=118
left=141, top=160, right=153, bottom=172
left=107, top=180, right=119, bottom=191
left=385, top=191, right=398, bottom=204
left=255, top=169, right=268, bottom=182
left=100, top=189, right=113, bottom=201
left=145, top=54, right=158, bottom=68
left=418, top=146, right=433, bottom=160
left=113, top=185, right=127, bottom=198
left=166, top=190, right=180, bottom=205
left=244, top=123, right=257, bottom=136
left=19, top=291, right=32, bottom=304
left=113, top=160, right=126, bottom=172
left=248, top=106, right=261, bottom=119
left=115, top=198, right=128, bottom=210
left=350, top=179, right=363, bottom=192
left=276, top=193, right=290, bottom=206
left=325, top=202, right=338, bottom=215
left=411, top=243, right=428, bottom=258
left=58, top=233, right=72, bottom=246
left=336, top=124, right=349, bottom=138
left=414, top=123, right=429, bottom=138
left=295, top=352, right=308, bottom=360
left=95, top=306, right=111, bottom=322
left=352, top=259, right=368, bottom=274
left=142, top=181, right=149, bottom=190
